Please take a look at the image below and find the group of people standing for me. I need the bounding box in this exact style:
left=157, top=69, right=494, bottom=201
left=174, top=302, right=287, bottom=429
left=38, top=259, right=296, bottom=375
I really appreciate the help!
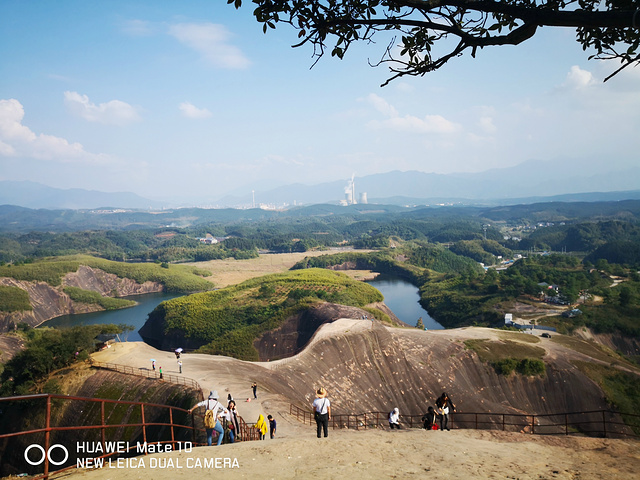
left=394, top=392, right=457, bottom=431
left=311, top=388, right=456, bottom=437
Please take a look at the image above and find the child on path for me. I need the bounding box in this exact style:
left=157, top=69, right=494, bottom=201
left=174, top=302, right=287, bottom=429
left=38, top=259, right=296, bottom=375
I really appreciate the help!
left=254, top=414, right=268, bottom=440
left=268, top=414, right=276, bottom=439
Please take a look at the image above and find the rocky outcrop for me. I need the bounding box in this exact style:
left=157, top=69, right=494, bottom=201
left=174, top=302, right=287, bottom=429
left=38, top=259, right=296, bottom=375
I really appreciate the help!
left=0, top=278, right=97, bottom=331
left=0, top=266, right=163, bottom=332
left=63, top=265, right=162, bottom=297
left=575, top=329, right=640, bottom=358
left=260, top=324, right=619, bottom=420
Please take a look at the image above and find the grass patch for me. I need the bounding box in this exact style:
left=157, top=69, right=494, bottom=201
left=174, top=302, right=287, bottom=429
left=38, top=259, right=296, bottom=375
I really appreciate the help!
left=464, top=339, right=546, bottom=363
left=573, top=361, right=640, bottom=431
left=0, top=285, right=32, bottom=312
left=495, top=330, right=542, bottom=344
left=465, top=339, right=546, bottom=376
left=551, top=336, right=631, bottom=366
left=63, top=286, right=136, bottom=310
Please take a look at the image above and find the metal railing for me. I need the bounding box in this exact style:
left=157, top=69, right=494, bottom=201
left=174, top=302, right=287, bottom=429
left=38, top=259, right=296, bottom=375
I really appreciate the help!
left=91, top=361, right=201, bottom=390
left=0, top=389, right=259, bottom=478
left=291, top=404, right=640, bottom=439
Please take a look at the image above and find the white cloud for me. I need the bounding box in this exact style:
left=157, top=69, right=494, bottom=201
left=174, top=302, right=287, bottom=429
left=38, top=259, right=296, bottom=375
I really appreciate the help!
left=179, top=102, right=212, bottom=119
left=369, top=114, right=458, bottom=134
left=366, top=94, right=398, bottom=118
left=563, top=65, right=596, bottom=89
left=0, top=98, right=111, bottom=164
left=168, top=23, right=250, bottom=69
left=64, top=91, right=140, bottom=126
left=478, top=116, right=497, bottom=134
left=365, top=93, right=459, bottom=134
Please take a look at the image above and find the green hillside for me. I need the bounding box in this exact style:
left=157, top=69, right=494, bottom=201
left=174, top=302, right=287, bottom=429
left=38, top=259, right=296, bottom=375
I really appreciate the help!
left=142, top=268, right=384, bottom=360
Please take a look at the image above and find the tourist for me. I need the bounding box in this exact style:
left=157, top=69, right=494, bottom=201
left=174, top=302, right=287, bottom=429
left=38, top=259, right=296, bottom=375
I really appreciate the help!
left=178, top=360, right=182, bottom=373
left=268, top=414, right=276, bottom=439
left=254, top=414, right=268, bottom=440
left=435, top=392, right=456, bottom=431
left=389, top=407, right=401, bottom=429
left=312, top=387, right=331, bottom=438
left=159, top=366, right=163, bottom=380
left=422, top=406, right=438, bottom=430
left=188, top=391, right=227, bottom=446
left=227, top=400, right=240, bottom=441
left=251, top=382, right=257, bottom=399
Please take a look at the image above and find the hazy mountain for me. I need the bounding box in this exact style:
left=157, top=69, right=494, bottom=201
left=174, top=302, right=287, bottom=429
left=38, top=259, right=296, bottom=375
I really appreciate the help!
left=219, top=159, right=640, bottom=206
left=0, top=181, right=164, bottom=210
left=3, top=158, right=638, bottom=210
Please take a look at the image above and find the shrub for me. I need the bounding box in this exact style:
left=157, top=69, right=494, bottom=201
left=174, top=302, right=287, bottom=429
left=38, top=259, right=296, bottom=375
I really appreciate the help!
left=492, top=357, right=546, bottom=376
left=0, top=285, right=32, bottom=312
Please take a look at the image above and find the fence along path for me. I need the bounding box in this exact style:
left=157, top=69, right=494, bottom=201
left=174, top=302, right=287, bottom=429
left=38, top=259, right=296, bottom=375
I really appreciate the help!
left=0, top=363, right=261, bottom=480
left=90, top=360, right=259, bottom=442
left=91, top=360, right=201, bottom=390
left=290, top=404, right=640, bottom=439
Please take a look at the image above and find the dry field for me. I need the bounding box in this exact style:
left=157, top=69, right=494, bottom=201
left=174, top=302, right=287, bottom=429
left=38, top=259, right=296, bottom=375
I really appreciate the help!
left=187, top=249, right=376, bottom=288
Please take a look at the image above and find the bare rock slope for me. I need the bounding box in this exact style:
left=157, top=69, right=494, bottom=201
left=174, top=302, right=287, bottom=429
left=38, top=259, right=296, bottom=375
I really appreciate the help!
left=0, top=265, right=162, bottom=331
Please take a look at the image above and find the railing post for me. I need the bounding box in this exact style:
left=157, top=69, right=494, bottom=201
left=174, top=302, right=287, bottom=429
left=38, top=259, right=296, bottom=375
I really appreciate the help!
left=475, top=413, right=478, bottom=430
left=141, top=404, right=147, bottom=451
left=191, top=411, right=196, bottom=444
left=531, top=415, right=535, bottom=435
left=169, top=408, right=175, bottom=447
left=602, top=410, right=607, bottom=438
left=565, top=413, right=568, bottom=435
left=364, top=413, right=367, bottom=430
left=44, top=395, right=51, bottom=480
left=502, top=414, right=505, bottom=431
left=101, top=401, right=106, bottom=451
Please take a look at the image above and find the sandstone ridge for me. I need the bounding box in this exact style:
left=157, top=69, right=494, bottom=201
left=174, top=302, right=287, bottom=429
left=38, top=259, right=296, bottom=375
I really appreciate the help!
left=0, top=265, right=162, bottom=331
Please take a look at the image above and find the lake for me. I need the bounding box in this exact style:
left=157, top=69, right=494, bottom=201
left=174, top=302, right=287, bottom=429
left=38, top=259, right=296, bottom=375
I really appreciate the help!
left=40, top=274, right=443, bottom=340
left=40, top=292, right=181, bottom=341
left=366, top=274, right=443, bottom=329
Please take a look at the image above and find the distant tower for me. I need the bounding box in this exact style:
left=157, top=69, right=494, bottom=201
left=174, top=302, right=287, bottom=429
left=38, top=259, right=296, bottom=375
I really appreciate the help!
left=351, top=174, right=356, bottom=205
left=359, top=192, right=368, bottom=204
left=344, top=174, right=357, bottom=205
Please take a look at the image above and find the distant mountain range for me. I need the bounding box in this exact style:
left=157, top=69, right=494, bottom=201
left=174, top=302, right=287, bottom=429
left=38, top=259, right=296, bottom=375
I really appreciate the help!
left=0, top=181, right=164, bottom=210
left=220, top=159, right=640, bottom=207
left=2, top=159, right=639, bottom=210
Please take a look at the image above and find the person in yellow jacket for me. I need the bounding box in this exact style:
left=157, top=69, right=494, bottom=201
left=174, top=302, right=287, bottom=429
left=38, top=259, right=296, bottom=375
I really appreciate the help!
left=254, top=414, right=268, bottom=440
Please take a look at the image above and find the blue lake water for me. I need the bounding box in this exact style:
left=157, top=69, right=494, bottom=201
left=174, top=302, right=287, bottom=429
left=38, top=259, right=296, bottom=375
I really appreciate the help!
left=40, top=292, right=181, bottom=341
left=40, top=273, right=443, bottom=340
left=366, top=274, right=443, bottom=329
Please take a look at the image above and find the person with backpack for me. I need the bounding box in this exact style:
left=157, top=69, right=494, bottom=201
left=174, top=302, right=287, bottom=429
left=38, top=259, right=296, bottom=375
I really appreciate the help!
left=188, top=391, right=228, bottom=446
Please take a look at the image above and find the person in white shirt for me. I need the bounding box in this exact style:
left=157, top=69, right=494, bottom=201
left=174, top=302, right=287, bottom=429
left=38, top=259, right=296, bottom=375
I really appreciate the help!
left=389, top=407, right=401, bottom=429
left=311, top=387, right=331, bottom=438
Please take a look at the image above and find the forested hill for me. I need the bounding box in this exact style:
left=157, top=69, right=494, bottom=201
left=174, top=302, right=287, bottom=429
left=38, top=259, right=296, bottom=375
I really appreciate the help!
left=139, top=269, right=388, bottom=360
left=1, top=199, right=640, bottom=233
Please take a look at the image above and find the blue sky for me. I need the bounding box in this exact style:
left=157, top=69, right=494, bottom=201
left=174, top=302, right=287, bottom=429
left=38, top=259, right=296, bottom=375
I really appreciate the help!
left=1, top=0, right=639, bottom=204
